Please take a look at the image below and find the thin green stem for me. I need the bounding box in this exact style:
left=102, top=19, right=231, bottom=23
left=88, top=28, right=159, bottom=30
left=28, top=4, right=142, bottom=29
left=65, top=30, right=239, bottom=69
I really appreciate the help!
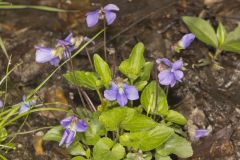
left=0, top=154, right=7, bottom=160
left=96, top=89, right=103, bottom=103
left=0, top=4, right=80, bottom=12
left=2, top=107, right=67, bottom=128
left=9, top=126, right=55, bottom=137
left=0, top=144, right=15, bottom=150
left=3, top=56, right=11, bottom=109
left=0, top=61, right=22, bottom=86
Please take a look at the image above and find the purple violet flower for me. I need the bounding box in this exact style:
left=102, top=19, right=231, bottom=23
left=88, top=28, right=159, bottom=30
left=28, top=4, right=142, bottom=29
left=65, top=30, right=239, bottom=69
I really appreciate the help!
left=86, top=4, right=119, bottom=27
left=179, top=33, right=195, bottom=49
left=19, top=96, right=36, bottom=114
left=174, top=33, right=195, bottom=53
left=104, top=82, right=139, bottom=106
left=60, top=116, right=88, bottom=148
left=35, top=33, right=75, bottom=66
left=156, top=58, right=184, bottom=87
left=195, top=129, right=209, bottom=139
left=0, top=100, right=3, bottom=108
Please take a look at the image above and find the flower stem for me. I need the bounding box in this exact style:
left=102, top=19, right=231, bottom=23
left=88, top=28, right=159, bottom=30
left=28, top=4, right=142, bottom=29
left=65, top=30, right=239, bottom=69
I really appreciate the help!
left=103, top=19, right=107, bottom=61
left=213, top=49, right=222, bottom=60
left=96, top=89, right=103, bottom=104
left=85, top=47, right=94, bottom=70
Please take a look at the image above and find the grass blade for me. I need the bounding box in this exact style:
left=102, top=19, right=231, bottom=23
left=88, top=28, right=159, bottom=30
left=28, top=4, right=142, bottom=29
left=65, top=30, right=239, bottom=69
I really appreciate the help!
left=0, top=37, right=9, bottom=60
left=0, top=4, right=80, bottom=12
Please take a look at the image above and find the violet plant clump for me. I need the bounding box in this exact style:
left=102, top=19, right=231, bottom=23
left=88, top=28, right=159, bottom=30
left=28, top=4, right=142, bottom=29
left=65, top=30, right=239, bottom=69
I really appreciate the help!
left=40, top=4, right=193, bottom=160
left=86, top=4, right=119, bottom=27
left=156, top=58, right=184, bottom=87
left=42, top=41, right=193, bottom=159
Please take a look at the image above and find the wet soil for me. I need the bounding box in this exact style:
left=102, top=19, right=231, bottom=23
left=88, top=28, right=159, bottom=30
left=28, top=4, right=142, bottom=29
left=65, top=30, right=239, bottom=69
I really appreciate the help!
left=0, top=0, right=240, bottom=159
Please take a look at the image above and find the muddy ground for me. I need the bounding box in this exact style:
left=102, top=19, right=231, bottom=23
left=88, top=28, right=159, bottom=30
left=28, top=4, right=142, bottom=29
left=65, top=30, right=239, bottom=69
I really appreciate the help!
left=0, top=0, right=240, bottom=159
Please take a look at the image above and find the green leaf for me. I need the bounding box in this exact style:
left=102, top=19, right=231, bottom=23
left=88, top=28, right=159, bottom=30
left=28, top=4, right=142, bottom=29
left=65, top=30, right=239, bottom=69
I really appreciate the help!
left=121, top=112, right=157, bottom=132
left=99, top=107, right=157, bottom=132
left=141, top=81, right=168, bottom=115
left=125, top=152, right=152, bottom=160
left=156, top=134, right=193, bottom=158
left=217, top=21, right=227, bottom=47
left=43, top=126, right=63, bottom=142
left=83, top=114, right=106, bottom=145
left=222, top=24, right=240, bottom=53
left=134, top=81, right=148, bottom=91
left=120, top=125, right=174, bottom=151
left=166, top=110, right=187, bottom=125
left=119, top=42, right=145, bottom=80
left=140, top=62, right=153, bottom=81
left=64, top=71, right=101, bottom=90
left=93, top=137, right=125, bottom=160
left=0, top=128, right=8, bottom=142
left=68, top=141, right=85, bottom=156
left=182, top=16, right=218, bottom=48
left=99, top=107, right=126, bottom=131
left=72, top=156, right=86, bottom=160
left=93, top=54, right=112, bottom=88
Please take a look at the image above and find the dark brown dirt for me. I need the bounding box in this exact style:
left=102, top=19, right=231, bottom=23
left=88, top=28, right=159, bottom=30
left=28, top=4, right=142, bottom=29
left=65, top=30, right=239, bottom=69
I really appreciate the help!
left=0, top=0, right=240, bottom=159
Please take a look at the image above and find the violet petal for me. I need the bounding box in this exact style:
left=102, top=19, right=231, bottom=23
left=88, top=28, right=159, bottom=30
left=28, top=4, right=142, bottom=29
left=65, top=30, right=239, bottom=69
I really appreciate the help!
left=180, top=33, right=195, bottom=49
left=156, top=58, right=172, bottom=67
left=49, top=57, right=60, bottom=66
left=0, top=100, right=3, bottom=108
left=86, top=10, right=100, bottom=27
left=104, top=82, right=118, bottom=101
left=123, top=84, right=139, bottom=100
left=104, top=4, right=119, bottom=11
left=195, top=129, right=209, bottom=138
left=66, top=130, right=76, bottom=148
left=60, top=116, right=74, bottom=129
left=59, top=129, right=69, bottom=146
left=75, top=120, right=88, bottom=132
left=174, top=70, right=184, bottom=81
left=158, top=69, right=174, bottom=86
left=19, top=104, right=30, bottom=114
left=104, top=11, right=117, bottom=25
left=116, top=92, right=128, bottom=106
left=172, top=59, right=183, bottom=70
left=35, top=46, right=55, bottom=63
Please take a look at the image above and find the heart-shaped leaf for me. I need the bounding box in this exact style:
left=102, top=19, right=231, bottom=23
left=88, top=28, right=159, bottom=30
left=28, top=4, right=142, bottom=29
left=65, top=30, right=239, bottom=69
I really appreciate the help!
left=120, top=125, right=173, bottom=151
left=156, top=134, right=193, bottom=158
left=93, top=137, right=125, bottom=160
left=43, top=126, right=63, bottom=142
